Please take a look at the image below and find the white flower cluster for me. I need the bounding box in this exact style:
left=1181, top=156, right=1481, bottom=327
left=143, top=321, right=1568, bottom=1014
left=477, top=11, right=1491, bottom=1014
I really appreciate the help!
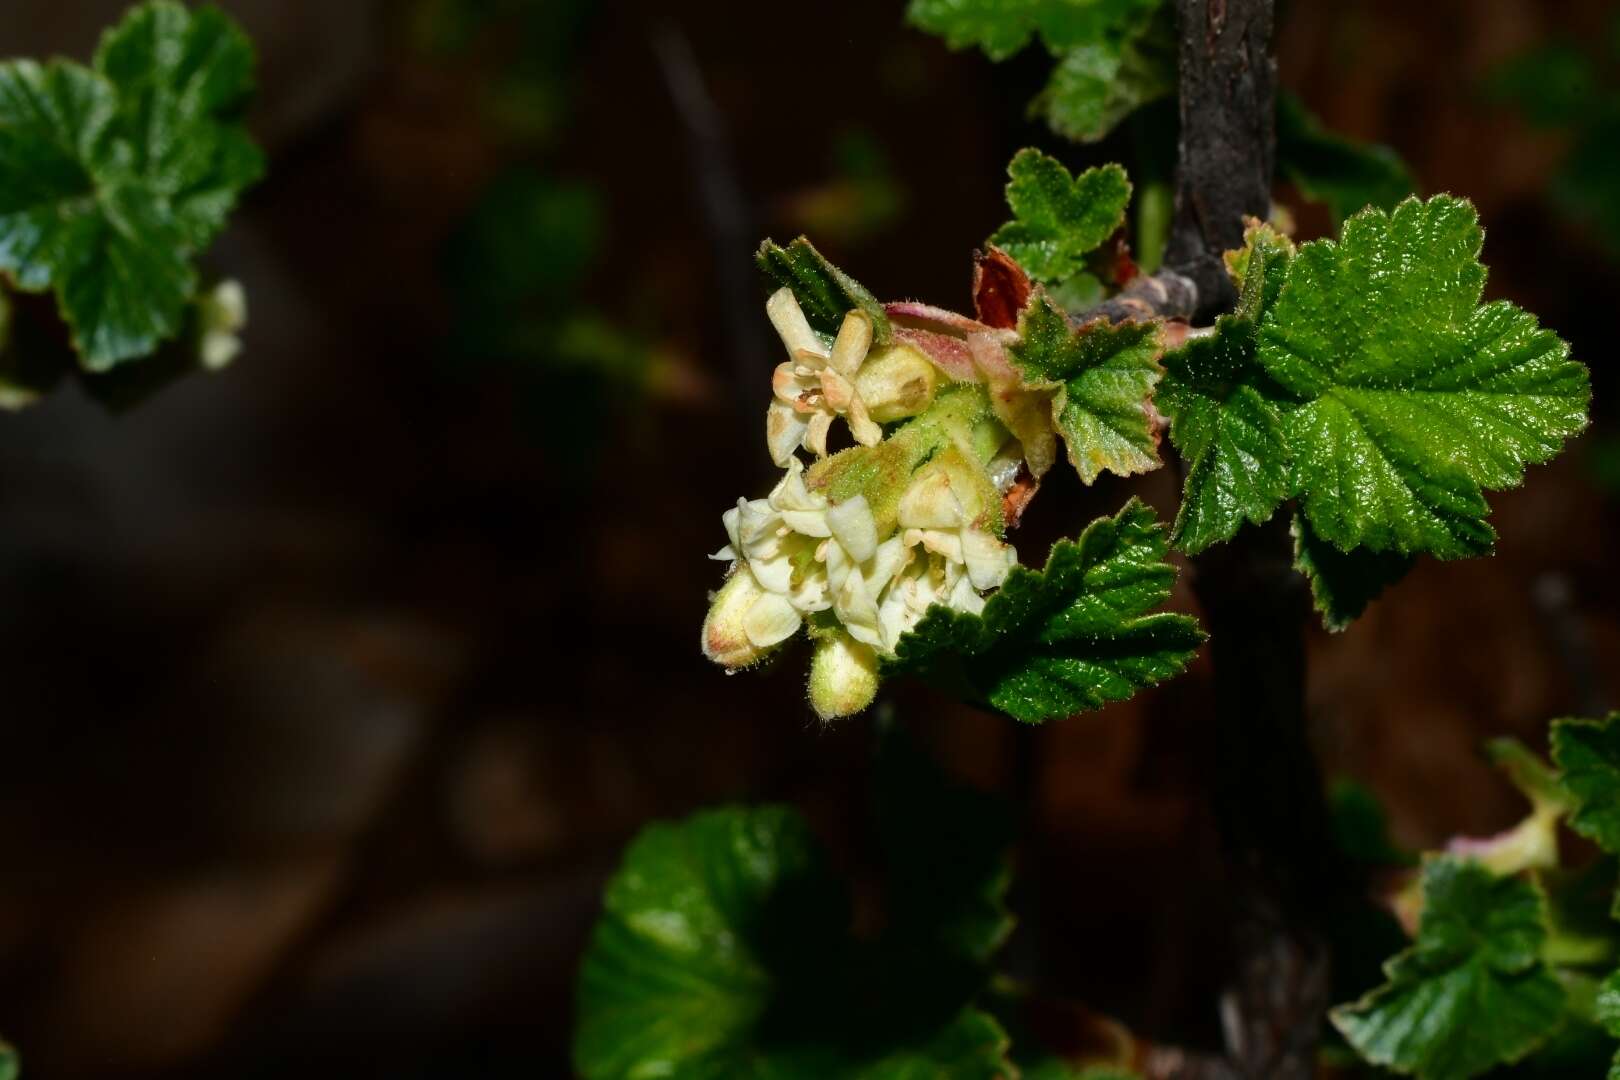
left=706, top=458, right=1014, bottom=665
left=703, top=290, right=1022, bottom=719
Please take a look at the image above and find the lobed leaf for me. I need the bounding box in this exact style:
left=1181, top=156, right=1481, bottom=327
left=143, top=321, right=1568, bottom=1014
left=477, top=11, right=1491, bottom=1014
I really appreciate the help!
left=989, top=150, right=1129, bottom=284
left=885, top=497, right=1204, bottom=723
left=1260, top=195, right=1589, bottom=559
left=1008, top=294, right=1163, bottom=484
left=0, top=1, right=262, bottom=369
left=1332, top=856, right=1566, bottom=1079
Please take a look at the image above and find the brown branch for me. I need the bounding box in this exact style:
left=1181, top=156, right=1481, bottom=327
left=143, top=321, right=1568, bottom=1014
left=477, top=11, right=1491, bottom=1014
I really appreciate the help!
left=1164, top=0, right=1277, bottom=322
left=1151, top=4, right=1338, bottom=1079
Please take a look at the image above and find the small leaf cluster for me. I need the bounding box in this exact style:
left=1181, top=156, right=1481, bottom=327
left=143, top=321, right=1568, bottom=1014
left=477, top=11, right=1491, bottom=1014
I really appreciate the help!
left=0, top=0, right=263, bottom=380
left=574, top=731, right=1138, bottom=1079
left=1334, top=713, right=1620, bottom=1080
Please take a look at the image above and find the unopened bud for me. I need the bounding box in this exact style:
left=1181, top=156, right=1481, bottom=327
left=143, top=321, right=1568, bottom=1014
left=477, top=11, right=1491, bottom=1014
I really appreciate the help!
left=807, top=632, right=879, bottom=721
left=197, top=279, right=247, bottom=371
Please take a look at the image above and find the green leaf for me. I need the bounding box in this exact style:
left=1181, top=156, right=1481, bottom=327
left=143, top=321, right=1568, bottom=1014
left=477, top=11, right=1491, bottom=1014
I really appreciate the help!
left=988, top=150, right=1129, bottom=283
left=1007, top=294, right=1163, bottom=484
left=757, top=236, right=890, bottom=346
left=1276, top=92, right=1416, bottom=224
left=1260, top=195, right=1590, bottom=559
left=1332, top=856, right=1567, bottom=1080
left=1292, top=510, right=1414, bottom=631
left=574, top=806, right=846, bottom=1079
left=885, top=497, right=1205, bottom=723
left=1158, top=224, right=1294, bottom=553
left=0, top=1040, right=15, bottom=1080
left=574, top=805, right=1014, bottom=1080
left=1551, top=714, right=1620, bottom=856
left=904, top=0, right=1158, bottom=62
left=1036, top=5, right=1175, bottom=143
left=0, top=1, right=262, bottom=369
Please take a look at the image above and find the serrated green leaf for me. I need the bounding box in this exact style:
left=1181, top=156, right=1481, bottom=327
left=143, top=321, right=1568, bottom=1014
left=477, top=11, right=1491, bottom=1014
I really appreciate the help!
left=904, top=0, right=1158, bottom=62
left=885, top=497, right=1204, bottom=723
left=1260, top=196, right=1590, bottom=559
left=756, top=236, right=890, bottom=346
left=574, top=805, right=1014, bottom=1080
left=1008, top=294, right=1163, bottom=484
left=1551, top=714, right=1620, bottom=856
left=1292, top=510, right=1414, bottom=631
left=1158, top=224, right=1294, bottom=553
left=0, top=1, right=262, bottom=369
left=1333, top=856, right=1566, bottom=1080
left=988, top=150, right=1129, bottom=284
left=1036, top=5, right=1174, bottom=143
left=1277, top=92, right=1416, bottom=224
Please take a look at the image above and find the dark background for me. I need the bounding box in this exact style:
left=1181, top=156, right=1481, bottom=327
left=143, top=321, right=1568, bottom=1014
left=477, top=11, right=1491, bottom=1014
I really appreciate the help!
left=0, top=0, right=1616, bottom=1076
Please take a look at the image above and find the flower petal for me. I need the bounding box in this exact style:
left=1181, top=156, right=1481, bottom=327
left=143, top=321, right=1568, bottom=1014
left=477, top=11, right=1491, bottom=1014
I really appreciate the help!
left=828, top=309, right=873, bottom=378
left=767, top=287, right=826, bottom=361
left=767, top=399, right=809, bottom=467
left=743, top=591, right=803, bottom=647
left=826, top=495, right=878, bottom=563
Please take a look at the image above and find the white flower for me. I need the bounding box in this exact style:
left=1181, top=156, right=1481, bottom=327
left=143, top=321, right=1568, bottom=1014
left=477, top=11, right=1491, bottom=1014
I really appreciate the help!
left=197, top=279, right=247, bottom=371
left=765, top=288, right=884, bottom=465
left=705, top=457, right=1017, bottom=675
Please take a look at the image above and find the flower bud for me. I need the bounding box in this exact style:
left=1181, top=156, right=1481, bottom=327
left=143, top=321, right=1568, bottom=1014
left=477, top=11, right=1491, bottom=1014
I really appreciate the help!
left=703, top=571, right=796, bottom=669
left=807, top=631, right=879, bottom=721
left=197, top=279, right=247, bottom=371
left=854, top=343, right=939, bottom=423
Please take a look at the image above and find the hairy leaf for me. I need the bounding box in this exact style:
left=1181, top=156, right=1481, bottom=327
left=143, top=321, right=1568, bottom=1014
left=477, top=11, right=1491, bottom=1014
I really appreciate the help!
left=1260, top=196, right=1589, bottom=559
left=757, top=236, right=891, bottom=346
left=1332, top=857, right=1566, bottom=1079
left=574, top=805, right=1013, bottom=1080
left=989, top=150, right=1129, bottom=283
left=1292, top=511, right=1414, bottom=631
left=1551, top=714, right=1620, bottom=856
left=1008, top=294, right=1163, bottom=484
left=885, top=497, right=1204, bottom=723
left=1277, top=92, right=1416, bottom=224
left=0, top=1, right=262, bottom=369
